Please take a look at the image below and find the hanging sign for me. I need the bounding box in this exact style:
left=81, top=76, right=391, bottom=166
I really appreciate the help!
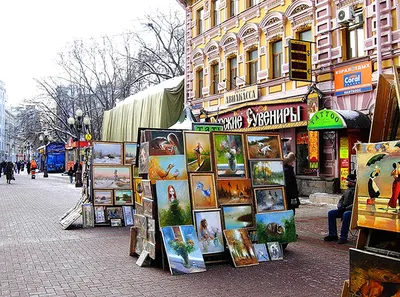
left=334, top=61, right=372, bottom=96
left=308, top=131, right=319, bottom=163
left=340, top=137, right=349, bottom=159
left=224, top=85, right=258, bottom=105
left=340, top=168, right=349, bottom=189
left=308, top=109, right=347, bottom=130
left=85, top=133, right=92, bottom=141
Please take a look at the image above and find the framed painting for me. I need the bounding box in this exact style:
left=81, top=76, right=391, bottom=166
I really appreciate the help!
left=267, top=242, right=283, bottom=261
left=134, top=214, right=147, bottom=239
left=111, top=218, right=122, bottom=227
left=253, top=244, right=270, bottom=262
left=135, top=202, right=144, bottom=215
left=212, top=132, right=247, bottom=178
left=189, top=173, right=217, bottom=210
left=223, top=228, right=259, bottom=267
left=94, top=206, right=106, bottom=223
left=124, top=142, right=138, bottom=165
left=122, top=206, right=134, bottom=226
left=142, top=180, right=153, bottom=198
left=156, top=180, right=193, bottom=227
left=148, top=155, right=188, bottom=183
left=93, top=190, right=113, bottom=206
left=216, top=179, right=253, bottom=205
left=256, top=210, right=297, bottom=244
left=134, top=177, right=143, bottom=205
left=82, top=203, right=94, bottom=228
left=184, top=131, right=213, bottom=172
left=245, top=133, right=282, bottom=160
left=93, top=166, right=132, bottom=189
left=249, top=160, right=284, bottom=187
left=138, top=142, right=149, bottom=174
left=221, top=204, right=254, bottom=229
left=92, top=141, right=123, bottom=165
left=114, top=190, right=134, bottom=206
left=161, top=225, right=206, bottom=275
left=143, top=198, right=154, bottom=218
left=254, top=186, right=286, bottom=213
left=147, top=218, right=155, bottom=232
left=146, top=129, right=184, bottom=156
left=193, top=209, right=225, bottom=254
left=106, top=207, right=123, bottom=221
left=146, top=242, right=156, bottom=260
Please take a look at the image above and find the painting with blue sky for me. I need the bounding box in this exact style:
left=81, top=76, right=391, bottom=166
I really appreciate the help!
left=93, top=142, right=123, bottom=165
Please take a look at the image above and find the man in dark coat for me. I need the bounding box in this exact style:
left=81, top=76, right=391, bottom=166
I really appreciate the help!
left=5, top=162, right=14, bottom=184
left=27, top=161, right=31, bottom=175
left=283, top=152, right=300, bottom=214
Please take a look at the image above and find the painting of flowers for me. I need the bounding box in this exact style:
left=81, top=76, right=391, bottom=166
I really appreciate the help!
left=92, top=142, right=123, bottom=165
left=114, top=190, right=134, bottom=206
left=124, top=142, right=138, bottom=165
left=189, top=173, right=217, bottom=210
left=147, top=129, right=184, bottom=156
left=184, top=131, right=212, bottom=172
left=216, top=179, right=253, bottom=205
left=245, top=134, right=282, bottom=160
left=223, top=228, right=258, bottom=267
left=249, top=160, right=284, bottom=187
left=156, top=180, right=193, bottom=227
left=161, top=225, right=206, bottom=275
left=194, top=209, right=225, bottom=254
left=212, top=132, right=247, bottom=178
left=93, top=190, right=113, bottom=206
left=254, top=187, right=286, bottom=213
left=93, top=166, right=132, bottom=189
left=148, top=155, right=188, bottom=183
left=256, top=210, right=297, bottom=244
left=222, top=204, right=254, bottom=229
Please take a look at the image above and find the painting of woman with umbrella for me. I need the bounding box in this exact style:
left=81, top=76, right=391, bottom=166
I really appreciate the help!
left=366, top=154, right=386, bottom=211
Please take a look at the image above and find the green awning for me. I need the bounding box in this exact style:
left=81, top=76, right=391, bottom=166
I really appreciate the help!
left=308, top=109, right=371, bottom=130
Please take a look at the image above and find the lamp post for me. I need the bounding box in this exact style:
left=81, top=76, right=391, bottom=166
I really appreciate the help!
left=39, top=131, right=52, bottom=178
left=68, top=109, right=91, bottom=188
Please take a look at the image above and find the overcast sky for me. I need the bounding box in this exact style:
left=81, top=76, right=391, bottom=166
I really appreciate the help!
left=0, top=0, right=181, bottom=105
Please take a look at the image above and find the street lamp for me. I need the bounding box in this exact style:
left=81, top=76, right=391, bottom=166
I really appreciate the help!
left=68, top=108, right=91, bottom=188
left=39, top=131, right=52, bottom=178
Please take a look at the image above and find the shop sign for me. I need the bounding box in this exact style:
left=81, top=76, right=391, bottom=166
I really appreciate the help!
left=334, top=61, right=372, bottom=96
left=296, top=132, right=308, bottom=145
left=224, top=85, right=258, bottom=105
left=308, top=131, right=319, bottom=163
left=341, top=158, right=349, bottom=168
left=307, top=92, right=319, bottom=120
left=212, top=103, right=307, bottom=131
left=192, top=122, right=224, bottom=132
left=340, top=168, right=349, bottom=189
left=308, top=109, right=346, bottom=130
left=340, top=137, right=349, bottom=159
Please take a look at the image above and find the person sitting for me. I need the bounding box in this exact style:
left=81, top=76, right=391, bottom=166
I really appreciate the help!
left=323, top=173, right=357, bottom=244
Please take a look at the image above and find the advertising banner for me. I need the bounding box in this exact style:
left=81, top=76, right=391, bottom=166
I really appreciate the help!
left=334, top=61, right=372, bottom=96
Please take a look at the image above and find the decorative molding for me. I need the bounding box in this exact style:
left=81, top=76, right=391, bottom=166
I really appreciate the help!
left=260, top=46, right=266, bottom=55
left=238, top=54, right=244, bottom=64
left=204, top=40, right=221, bottom=61
left=238, top=23, right=260, bottom=46
left=261, top=0, right=284, bottom=12
left=260, top=12, right=285, bottom=41
left=220, top=32, right=239, bottom=55
left=285, top=0, right=314, bottom=30
left=191, top=48, right=205, bottom=68
left=257, top=69, right=269, bottom=80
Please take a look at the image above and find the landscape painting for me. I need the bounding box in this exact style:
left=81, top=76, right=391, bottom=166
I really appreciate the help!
left=92, top=142, right=123, bottom=165
left=222, top=204, right=254, bottom=229
left=250, top=160, right=284, bottom=187
left=254, top=187, right=286, bottom=213
left=124, top=142, right=138, bottom=165
left=147, top=130, right=184, bottom=156
left=212, top=132, right=247, bottom=178
left=253, top=243, right=270, bottom=262
left=216, top=179, right=253, bottom=205
left=148, top=155, right=187, bottom=183
left=138, top=142, right=149, bottom=174
left=184, top=132, right=212, bottom=172
left=194, top=209, right=225, bottom=254
left=93, top=190, right=113, bottom=206
left=93, top=166, right=132, bottom=189
left=189, top=173, right=217, bottom=210
left=223, top=228, right=258, bottom=267
left=161, top=225, right=206, bottom=275
left=245, top=134, right=282, bottom=160
left=256, top=210, right=297, bottom=244
left=114, top=190, right=133, bottom=206
left=156, top=180, right=192, bottom=227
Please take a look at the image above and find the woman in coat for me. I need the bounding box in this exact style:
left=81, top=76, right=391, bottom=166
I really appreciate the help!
left=283, top=152, right=300, bottom=215
left=5, top=162, right=14, bottom=184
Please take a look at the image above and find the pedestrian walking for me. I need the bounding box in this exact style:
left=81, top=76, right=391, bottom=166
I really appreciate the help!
left=5, top=162, right=14, bottom=184
left=67, top=167, right=74, bottom=184
left=283, top=152, right=300, bottom=215
left=27, top=160, right=31, bottom=175
left=16, top=161, right=21, bottom=174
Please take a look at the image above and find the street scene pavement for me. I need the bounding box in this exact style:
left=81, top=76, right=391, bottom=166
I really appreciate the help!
left=0, top=172, right=354, bottom=297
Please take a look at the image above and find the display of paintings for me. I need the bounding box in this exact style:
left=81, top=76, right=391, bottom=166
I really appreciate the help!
left=355, top=140, right=400, bottom=232
left=147, top=230, right=156, bottom=245
left=111, top=218, right=122, bottom=227
left=122, top=206, right=134, bottom=226
left=161, top=225, right=207, bottom=275
left=267, top=242, right=283, bottom=261
left=148, top=155, right=188, bottom=182
left=245, top=134, right=282, bottom=160
left=93, top=190, right=113, bottom=206
left=253, top=243, right=270, bottom=262
left=147, top=130, right=184, bottom=156
left=193, top=209, right=225, bottom=254
left=114, top=190, right=134, bottom=206
left=93, top=166, right=132, bottom=189
left=138, top=142, right=149, bottom=174
left=106, top=207, right=123, bottom=221
left=249, top=160, right=285, bottom=187
left=184, top=132, right=212, bottom=172
left=221, top=204, right=254, bottom=229
left=216, top=179, right=253, bottom=205
left=254, top=187, right=286, bottom=213
left=147, top=242, right=156, bottom=260
left=134, top=214, right=147, bottom=239
left=82, top=203, right=94, bottom=228
left=212, top=132, right=247, bottom=178
left=134, top=178, right=143, bottom=205
left=256, top=210, right=297, bottom=244
left=94, top=206, right=106, bottom=223
left=156, top=180, right=193, bottom=227
left=142, top=180, right=153, bottom=198
left=135, top=202, right=144, bottom=215
left=143, top=198, right=154, bottom=218
left=92, top=141, right=123, bottom=165
left=349, top=248, right=400, bottom=296
left=189, top=173, right=218, bottom=210
left=136, top=237, right=144, bottom=255
left=124, top=142, right=138, bottom=165
left=147, top=218, right=155, bottom=232
left=223, top=228, right=258, bottom=267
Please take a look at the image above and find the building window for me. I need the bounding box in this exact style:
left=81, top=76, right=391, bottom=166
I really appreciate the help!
left=248, top=0, right=259, bottom=7
left=228, top=56, right=237, bottom=90
left=211, top=63, right=219, bottom=94
left=346, top=11, right=364, bottom=59
left=212, top=0, right=220, bottom=26
left=229, top=0, right=238, bottom=17
left=197, top=8, right=204, bottom=35
left=272, top=40, right=282, bottom=78
left=299, top=29, right=312, bottom=42
left=197, top=69, right=203, bottom=98
left=247, top=49, right=258, bottom=85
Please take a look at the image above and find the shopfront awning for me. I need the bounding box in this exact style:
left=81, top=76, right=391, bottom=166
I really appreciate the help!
left=307, top=109, right=371, bottom=130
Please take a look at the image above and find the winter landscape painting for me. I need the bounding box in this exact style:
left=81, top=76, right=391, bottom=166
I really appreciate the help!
left=93, top=142, right=123, bottom=165
left=93, top=166, right=132, bottom=189
left=124, top=142, right=138, bottom=165
left=254, top=187, right=286, bottom=213
left=93, top=190, right=113, bottom=206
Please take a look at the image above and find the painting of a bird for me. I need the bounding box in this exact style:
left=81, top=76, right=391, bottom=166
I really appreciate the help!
left=195, top=182, right=211, bottom=199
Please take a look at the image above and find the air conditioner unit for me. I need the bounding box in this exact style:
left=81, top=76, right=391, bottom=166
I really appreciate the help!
left=337, top=6, right=355, bottom=24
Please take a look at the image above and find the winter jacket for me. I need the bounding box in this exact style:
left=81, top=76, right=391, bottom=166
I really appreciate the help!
left=283, top=164, right=300, bottom=209
left=337, top=185, right=355, bottom=211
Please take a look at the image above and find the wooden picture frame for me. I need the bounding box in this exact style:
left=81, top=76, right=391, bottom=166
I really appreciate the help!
left=82, top=203, right=94, bottom=228
left=254, top=186, right=286, bottom=213
left=184, top=131, right=213, bottom=172
left=245, top=133, right=283, bottom=160
left=122, top=206, right=134, bottom=226
left=134, top=177, right=143, bottom=205
left=216, top=179, right=253, bottom=205
left=92, top=141, right=123, bottom=165
left=146, top=129, right=184, bottom=156
left=124, top=142, right=138, bottom=165
left=92, top=166, right=132, bottom=189
left=111, top=218, right=122, bottom=227
left=249, top=160, right=285, bottom=187
left=189, top=173, right=218, bottom=210
left=135, top=202, right=144, bottom=215
left=221, top=204, right=254, bottom=230
left=93, top=190, right=114, bottom=206
left=142, top=197, right=154, bottom=218
left=114, top=190, right=134, bottom=206
left=94, top=206, right=106, bottom=223
left=142, top=180, right=153, bottom=198
left=106, top=207, right=123, bottom=221
left=193, top=209, right=225, bottom=255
